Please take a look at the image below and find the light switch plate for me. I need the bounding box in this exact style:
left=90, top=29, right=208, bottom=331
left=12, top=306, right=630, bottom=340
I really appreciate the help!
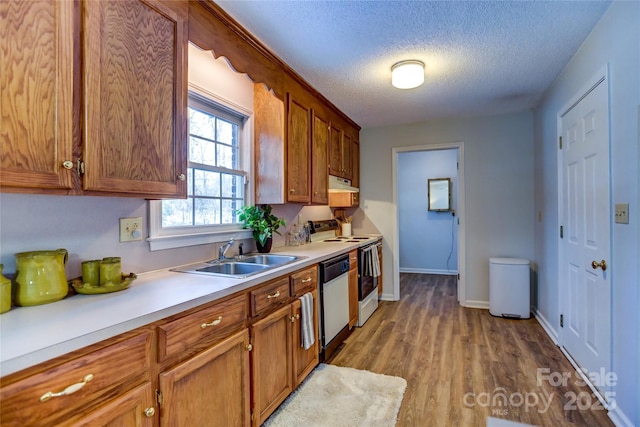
left=120, top=217, right=143, bottom=242
left=614, top=203, right=629, bottom=224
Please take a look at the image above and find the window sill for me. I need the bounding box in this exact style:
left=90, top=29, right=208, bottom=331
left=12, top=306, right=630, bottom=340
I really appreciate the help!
left=147, top=229, right=253, bottom=251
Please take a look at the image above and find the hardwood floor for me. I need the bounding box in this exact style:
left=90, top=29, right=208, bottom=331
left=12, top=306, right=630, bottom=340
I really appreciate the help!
left=330, top=273, right=614, bottom=427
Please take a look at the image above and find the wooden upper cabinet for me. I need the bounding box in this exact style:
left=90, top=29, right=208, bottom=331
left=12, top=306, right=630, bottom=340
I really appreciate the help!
left=286, top=94, right=311, bottom=203
left=254, top=84, right=285, bottom=204
left=0, top=0, right=75, bottom=192
left=342, top=132, right=352, bottom=180
left=82, top=0, right=187, bottom=198
left=351, top=138, right=360, bottom=188
left=311, top=112, right=329, bottom=204
left=328, top=124, right=342, bottom=177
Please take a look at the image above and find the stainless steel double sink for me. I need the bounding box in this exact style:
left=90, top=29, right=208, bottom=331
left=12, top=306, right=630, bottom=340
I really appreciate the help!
left=171, top=254, right=302, bottom=278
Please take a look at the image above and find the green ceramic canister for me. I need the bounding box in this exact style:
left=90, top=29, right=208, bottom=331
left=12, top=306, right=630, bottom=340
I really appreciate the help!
left=13, top=249, right=69, bottom=306
left=100, top=257, right=121, bottom=285
left=1, top=264, right=11, bottom=313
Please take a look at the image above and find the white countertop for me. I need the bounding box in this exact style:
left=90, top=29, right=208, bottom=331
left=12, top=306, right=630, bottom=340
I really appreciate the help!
left=0, top=239, right=379, bottom=377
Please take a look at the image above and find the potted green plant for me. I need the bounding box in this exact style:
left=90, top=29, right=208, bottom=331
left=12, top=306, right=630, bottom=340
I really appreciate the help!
left=237, top=204, right=286, bottom=253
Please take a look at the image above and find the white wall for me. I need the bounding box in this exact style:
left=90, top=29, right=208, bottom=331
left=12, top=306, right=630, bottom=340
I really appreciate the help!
left=360, top=111, right=534, bottom=304
left=0, top=45, right=255, bottom=279
left=533, top=2, right=639, bottom=426
left=397, top=149, right=458, bottom=274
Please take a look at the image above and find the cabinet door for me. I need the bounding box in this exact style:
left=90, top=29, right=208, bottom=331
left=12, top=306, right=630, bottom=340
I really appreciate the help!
left=82, top=0, right=187, bottom=197
left=286, top=94, right=311, bottom=203
left=159, top=329, right=251, bottom=427
left=251, top=304, right=293, bottom=426
left=254, top=84, right=285, bottom=204
left=348, top=250, right=358, bottom=328
left=341, top=133, right=352, bottom=180
left=328, top=124, right=342, bottom=177
left=0, top=0, right=75, bottom=192
left=311, top=112, right=329, bottom=204
left=291, top=290, right=319, bottom=387
left=67, top=383, right=155, bottom=427
left=351, top=139, right=360, bottom=189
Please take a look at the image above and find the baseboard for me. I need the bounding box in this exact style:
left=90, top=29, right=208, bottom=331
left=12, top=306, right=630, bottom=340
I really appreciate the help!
left=463, top=299, right=489, bottom=309
left=608, top=405, right=634, bottom=427
left=399, top=267, right=458, bottom=275
left=533, top=308, right=559, bottom=345
left=380, top=292, right=397, bottom=301
left=535, top=313, right=633, bottom=427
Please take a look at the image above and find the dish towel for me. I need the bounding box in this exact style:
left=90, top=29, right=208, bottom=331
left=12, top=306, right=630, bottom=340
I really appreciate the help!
left=299, top=292, right=315, bottom=350
left=363, top=244, right=381, bottom=278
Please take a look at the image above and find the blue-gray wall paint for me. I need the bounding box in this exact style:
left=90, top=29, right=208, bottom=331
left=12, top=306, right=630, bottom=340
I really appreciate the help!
left=398, top=149, right=458, bottom=273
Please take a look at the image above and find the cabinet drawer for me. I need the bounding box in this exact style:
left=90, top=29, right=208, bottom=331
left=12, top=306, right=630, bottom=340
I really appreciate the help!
left=290, top=265, right=318, bottom=296
left=250, top=277, right=291, bottom=317
left=158, top=293, right=247, bottom=361
left=0, top=332, right=151, bottom=427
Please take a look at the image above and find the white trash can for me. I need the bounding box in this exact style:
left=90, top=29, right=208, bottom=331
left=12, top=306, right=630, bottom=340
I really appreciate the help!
left=489, top=257, right=530, bottom=319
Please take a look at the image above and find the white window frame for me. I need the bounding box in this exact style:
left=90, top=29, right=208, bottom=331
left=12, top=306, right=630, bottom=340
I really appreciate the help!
left=148, top=83, right=254, bottom=251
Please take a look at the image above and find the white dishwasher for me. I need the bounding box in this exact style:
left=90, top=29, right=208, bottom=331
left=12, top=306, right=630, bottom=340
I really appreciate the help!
left=318, top=253, right=350, bottom=361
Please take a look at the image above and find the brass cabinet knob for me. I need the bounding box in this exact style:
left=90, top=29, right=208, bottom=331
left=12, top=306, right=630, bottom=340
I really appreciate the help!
left=290, top=189, right=295, bottom=193
left=144, top=407, right=155, bottom=418
left=591, top=260, right=607, bottom=271
left=62, top=160, right=74, bottom=170
left=246, top=343, right=253, bottom=352
left=178, top=173, right=186, bottom=181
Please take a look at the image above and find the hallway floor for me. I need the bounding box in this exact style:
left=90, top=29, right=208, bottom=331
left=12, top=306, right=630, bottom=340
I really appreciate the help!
left=330, top=273, right=614, bottom=427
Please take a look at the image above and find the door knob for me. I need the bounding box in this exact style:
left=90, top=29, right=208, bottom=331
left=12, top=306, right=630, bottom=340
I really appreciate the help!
left=591, top=260, right=607, bottom=271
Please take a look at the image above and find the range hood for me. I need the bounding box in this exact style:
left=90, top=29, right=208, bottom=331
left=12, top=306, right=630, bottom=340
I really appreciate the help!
left=328, top=175, right=359, bottom=193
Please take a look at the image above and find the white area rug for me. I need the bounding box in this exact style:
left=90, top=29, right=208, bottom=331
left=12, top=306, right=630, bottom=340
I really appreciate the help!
left=263, top=363, right=407, bottom=427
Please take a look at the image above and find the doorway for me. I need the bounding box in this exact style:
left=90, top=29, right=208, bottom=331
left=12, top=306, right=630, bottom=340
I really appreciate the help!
left=391, top=143, right=466, bottom=303
left=558, top=68, right=612, bottom=398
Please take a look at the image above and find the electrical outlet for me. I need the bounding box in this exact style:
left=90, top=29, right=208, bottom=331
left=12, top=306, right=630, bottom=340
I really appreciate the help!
left=614, top=203, right=629, bottom=224
left=120, top=217, right=143, bottom=242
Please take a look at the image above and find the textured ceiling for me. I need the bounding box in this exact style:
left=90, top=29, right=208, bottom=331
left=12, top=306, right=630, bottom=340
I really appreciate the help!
left=215, top=0, right=611, bottom=128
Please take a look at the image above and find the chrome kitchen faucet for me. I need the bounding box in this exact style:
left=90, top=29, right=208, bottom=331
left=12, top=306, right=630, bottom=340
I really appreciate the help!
left=218, top=238, right=234, bottom=260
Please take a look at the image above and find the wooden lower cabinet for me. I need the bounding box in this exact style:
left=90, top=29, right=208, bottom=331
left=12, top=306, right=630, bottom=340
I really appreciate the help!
left=67, top=382, right=155, bottom=427
left=0, top=266, right=323, bottom=427
left=377, top=243, right=384, bottom=296
left=250, top=304, right=294, bottom=426
left=291, top=289, right=319, bottom=387
left=158, top=329, right=251, bottom=427
left=348, top=249, right=358, bottom=328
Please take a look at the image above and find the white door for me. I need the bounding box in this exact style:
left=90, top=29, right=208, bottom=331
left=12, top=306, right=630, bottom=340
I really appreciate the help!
left=560, top=75, right=611, bottom=392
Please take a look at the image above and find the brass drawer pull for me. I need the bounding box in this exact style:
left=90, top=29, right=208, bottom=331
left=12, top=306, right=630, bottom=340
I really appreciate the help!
left=201, top=316, right=223, bottom=328
left=40, top=374, right=94, bottom=402
left=301, top=277, right=312, bottom=283
left=144, top=407, right=155, bottom=418
left=267, top=290, right=281, bottom=299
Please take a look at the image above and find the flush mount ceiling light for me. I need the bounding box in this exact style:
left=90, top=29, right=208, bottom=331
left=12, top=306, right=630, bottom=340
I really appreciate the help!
left=391, top=60, right=425, bottom=89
